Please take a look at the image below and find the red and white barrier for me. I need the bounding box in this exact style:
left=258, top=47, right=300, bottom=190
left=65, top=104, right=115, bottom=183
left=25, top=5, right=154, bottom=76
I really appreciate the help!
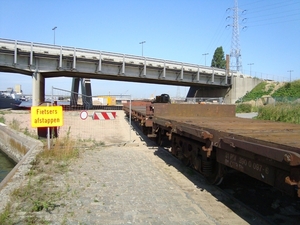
left=92, top=112, right=116, bottom=120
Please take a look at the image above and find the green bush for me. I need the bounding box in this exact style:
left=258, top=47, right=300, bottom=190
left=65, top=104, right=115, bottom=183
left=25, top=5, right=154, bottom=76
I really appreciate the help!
left=272, top=80, right=300, bottom=98
left=236, top=103, right=252, bottom=113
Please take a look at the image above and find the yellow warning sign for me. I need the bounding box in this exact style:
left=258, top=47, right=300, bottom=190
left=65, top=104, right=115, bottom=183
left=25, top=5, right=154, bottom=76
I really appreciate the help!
left=31, top=106, right=63, bottom=128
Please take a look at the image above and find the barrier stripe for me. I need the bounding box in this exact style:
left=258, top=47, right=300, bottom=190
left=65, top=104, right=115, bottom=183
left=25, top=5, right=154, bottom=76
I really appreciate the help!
left=93, top=112, right=116, bottom=120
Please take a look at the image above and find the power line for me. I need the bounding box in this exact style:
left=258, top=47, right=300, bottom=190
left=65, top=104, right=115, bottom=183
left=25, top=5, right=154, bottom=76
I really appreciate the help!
left=205, top=11, right=228, bottom=57
left=243, top=1, right=299, bottom=14
left=238, top=0, right=300, bottom=28
left=247, top=16, right=300, bottom=27
left=240, top=0, right=298, bottom=10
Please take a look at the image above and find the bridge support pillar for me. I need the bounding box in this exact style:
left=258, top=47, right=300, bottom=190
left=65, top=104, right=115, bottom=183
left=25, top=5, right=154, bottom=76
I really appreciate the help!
left=70, top=78, right=93, bottom=109
left=70, top=78, right=80, bottom=106
left=32, top=72, right=45, bottom=106
left=81, top=78, right=93, bottom=109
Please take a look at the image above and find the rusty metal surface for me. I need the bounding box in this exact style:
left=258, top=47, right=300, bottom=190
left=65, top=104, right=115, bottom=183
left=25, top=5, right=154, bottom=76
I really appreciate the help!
left=155, top=115, right=300, bottom=152
left=153, top=103, right=236, bottom=118
left=217, top=149, right=277, bottom=186
left=125, top=103, right=300, bottom=157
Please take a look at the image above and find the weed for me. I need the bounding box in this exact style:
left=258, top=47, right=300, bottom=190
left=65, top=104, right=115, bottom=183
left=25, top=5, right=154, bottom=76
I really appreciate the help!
left=0, top=204, right=12, bottom=225
left=92, top=140, right=105, bottom=147
left=236, top=103, right=252, bottom=113
left=9, top=118, right=21, bottom=131
left=39, top=135, right=79, bottom=162
left=24, top=213, right=49, bottom=224
left=23, top=127, right=37, bottom=139
left=257, top=103, right=300, bottom=124
left=0, top=116, right=5, bottom=124
left=1, top=122, right=83, bottom=224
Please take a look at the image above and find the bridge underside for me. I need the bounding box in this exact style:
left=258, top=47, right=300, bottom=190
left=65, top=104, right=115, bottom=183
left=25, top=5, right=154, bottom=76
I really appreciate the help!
left=187, top=85, right=230, bottom=100
left=1, top=65, right=232, bottom=105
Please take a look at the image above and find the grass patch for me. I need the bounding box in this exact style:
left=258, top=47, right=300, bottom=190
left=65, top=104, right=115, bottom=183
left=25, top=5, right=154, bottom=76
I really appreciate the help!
left=236, top=103, right=252, bottom=113
left=0, top=116, right=5, bottom=124
left=40, top=137, right=79, bottom=162
left=272, top=80, right=300, bottom=98
left=0, top=204, right=12, bottom=225
left=236, top=81, right=274, bottom=103
left=256, top=103, right=300, bottom=124
left=9, top=118, right=21, bottom=131
left=0, top=131, right=82, bottom=224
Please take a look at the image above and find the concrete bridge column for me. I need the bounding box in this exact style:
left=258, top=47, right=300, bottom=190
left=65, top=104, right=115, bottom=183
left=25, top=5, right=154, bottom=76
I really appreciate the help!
left=81, top=78, right=93, bottom=109
left=70, top=78, right=93, bottom=109
left=32, top=72, right=45, bottom=106
left=70, top=78, right=80, bottom=106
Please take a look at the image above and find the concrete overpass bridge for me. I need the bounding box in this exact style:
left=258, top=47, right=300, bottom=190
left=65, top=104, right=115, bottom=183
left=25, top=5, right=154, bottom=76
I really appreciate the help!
left=0, top=38, right=260, bottom=106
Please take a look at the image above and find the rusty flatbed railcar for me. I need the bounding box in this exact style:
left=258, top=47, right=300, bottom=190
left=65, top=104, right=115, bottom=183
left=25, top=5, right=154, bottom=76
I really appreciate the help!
left=123, top=103, right=300, bottom=198
left=123, top=101, right=154, bottom=134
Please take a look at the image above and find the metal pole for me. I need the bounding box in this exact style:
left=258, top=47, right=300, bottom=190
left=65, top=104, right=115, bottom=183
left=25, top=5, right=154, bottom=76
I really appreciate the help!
left=52, top=26, right=57, bottom=45
left=129, top=95, right=132, bottom=142
left=47, top=103, right=50, bottom=149
left=288, top=70, right=293, bottom=82
left=139, top=41, right=146, bottom=56
left=248, top=63, right=254, bottom=76
left=202, top=53, right=208, bottom=66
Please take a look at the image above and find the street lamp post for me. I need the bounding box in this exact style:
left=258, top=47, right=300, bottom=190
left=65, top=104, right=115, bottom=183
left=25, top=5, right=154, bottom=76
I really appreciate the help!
left=288, top=70, right=293, bottom=82
left=202, top=53, right=208, bottom=66
left=52, top=26, right=57, bottom=45
left=139, top=41, right=146, bottom=56
left=247, top=63, right=254, bottom=76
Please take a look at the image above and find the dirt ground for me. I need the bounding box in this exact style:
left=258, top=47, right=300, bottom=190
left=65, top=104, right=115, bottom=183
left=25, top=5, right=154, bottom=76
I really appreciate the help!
left=2, top=109, right=132, bottom=145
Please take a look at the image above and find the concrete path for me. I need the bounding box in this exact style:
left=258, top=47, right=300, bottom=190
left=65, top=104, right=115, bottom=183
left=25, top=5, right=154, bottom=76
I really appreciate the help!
left=39, top=140, right=259, bottom=225
left=236, top=112, right=258, bottom=119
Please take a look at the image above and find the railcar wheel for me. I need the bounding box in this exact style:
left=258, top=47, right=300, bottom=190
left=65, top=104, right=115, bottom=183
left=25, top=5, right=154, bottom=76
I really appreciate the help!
left=156, top=130, right=163, bottom=146
left=193, top=156, right=201, bottom=171
left=206, top=162, right=224, bottom=185
left=171, top=144, right=180, bottom=157
left=181, top=156, right=191, bottom=166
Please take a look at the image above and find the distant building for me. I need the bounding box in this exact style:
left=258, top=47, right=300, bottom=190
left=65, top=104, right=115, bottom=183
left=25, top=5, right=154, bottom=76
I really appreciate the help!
left=14, top=84, right=22, bottom=94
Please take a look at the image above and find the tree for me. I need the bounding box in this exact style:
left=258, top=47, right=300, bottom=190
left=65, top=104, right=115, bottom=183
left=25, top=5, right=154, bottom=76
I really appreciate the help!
left=211, top=46, right=226, bottom=69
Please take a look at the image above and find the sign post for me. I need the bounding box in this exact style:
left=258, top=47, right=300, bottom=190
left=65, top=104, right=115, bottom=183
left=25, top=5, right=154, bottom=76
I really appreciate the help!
left=31, top=105, right=63, bottom=149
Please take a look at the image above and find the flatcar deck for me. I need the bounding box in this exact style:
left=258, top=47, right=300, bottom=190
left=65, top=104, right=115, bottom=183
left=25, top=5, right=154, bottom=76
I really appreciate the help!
left=154, top=115, right=300, bottom=152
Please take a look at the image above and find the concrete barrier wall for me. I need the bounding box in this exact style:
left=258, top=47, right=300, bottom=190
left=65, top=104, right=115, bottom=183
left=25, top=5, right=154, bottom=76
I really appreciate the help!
left=0, top=125, right=32, bottom=163
left=225, top=76, right=262, bottom=104
left=188, top=76, right=262, bottom=104
left=0, top=124, right=43, bottom=213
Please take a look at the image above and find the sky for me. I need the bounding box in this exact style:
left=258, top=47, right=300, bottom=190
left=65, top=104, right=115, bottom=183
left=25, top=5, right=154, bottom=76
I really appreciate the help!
left=0, top=0, right=299, bottom=98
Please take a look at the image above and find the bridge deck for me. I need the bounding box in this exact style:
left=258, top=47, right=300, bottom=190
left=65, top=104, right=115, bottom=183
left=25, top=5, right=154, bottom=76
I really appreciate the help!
left=0, top=38, right=235, bottom=87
